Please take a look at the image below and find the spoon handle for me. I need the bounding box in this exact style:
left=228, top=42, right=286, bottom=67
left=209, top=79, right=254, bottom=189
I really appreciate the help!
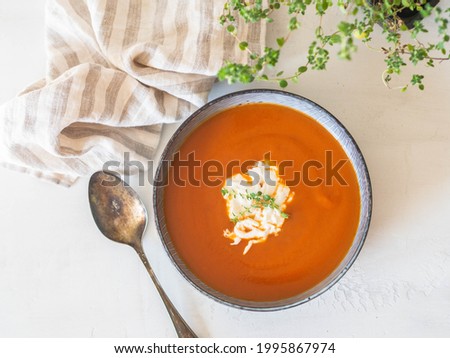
left=135, top=247, right=198, bottom=338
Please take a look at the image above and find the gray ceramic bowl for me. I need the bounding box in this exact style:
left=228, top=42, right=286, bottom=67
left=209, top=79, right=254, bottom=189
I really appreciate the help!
left=153, top=89, right=372, bottom=311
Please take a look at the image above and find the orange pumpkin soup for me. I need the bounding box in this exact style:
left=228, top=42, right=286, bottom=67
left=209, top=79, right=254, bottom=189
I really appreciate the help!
left=163, top=103, right=360, bottom=302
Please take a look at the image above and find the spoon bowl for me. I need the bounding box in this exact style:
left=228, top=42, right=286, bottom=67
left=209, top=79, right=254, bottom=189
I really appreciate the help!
left=88, top=171, right=197, bottom=338
left=89, top=172, right=147, bottom=248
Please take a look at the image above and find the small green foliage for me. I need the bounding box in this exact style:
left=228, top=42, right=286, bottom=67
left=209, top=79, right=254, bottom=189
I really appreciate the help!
left=385, top=50, right=406, bottom=75
left=279, top=79, right=288, bottom=87
left=308, top=41, right=330, bottom=69
left=218, top=63, right=255, bottom=84
left=226, top=189, right=290, bottom=224
left=386, top=31, right=401, bottom=44
left=338, top=36, right=357, bottom=60
left=411, top=74, right=425, bottom=90
left=276, top=37, right=285, bottom=47
left=409, top=47, right=428, bottom=65
left=411, top=21, right=428, bottom=39
left=219, top=0, right=450, bottom=90
left=289, top=16, right=300, bottom=30
left=244, top=191, right=288, bottom=213
left=329, top=34, right=342, bottom=44
left=226, top=24, right=236, bottom=34
left=239, top=41, right=248, bottom=51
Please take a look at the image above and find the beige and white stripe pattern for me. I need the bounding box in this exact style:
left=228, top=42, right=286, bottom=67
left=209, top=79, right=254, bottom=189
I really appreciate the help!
left=0, top=0, right=265, bottom=186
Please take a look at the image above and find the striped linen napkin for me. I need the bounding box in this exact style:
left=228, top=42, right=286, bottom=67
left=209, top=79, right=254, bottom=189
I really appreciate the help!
left=0, top=0, right=265, bottom=186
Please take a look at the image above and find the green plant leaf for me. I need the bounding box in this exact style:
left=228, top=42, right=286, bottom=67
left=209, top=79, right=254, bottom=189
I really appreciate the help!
left=289, top=16, right=300, bottom=30
left=277, top=37, right=285, bottom=47
left=330, top=34, right=342, bottom=44
left=279, top=79, right=288, bottom=88
left=239, top=41, right=248, bottom=51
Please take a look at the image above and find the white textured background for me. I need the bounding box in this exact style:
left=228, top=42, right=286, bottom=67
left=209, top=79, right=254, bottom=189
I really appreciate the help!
left=0, top=0, right=449, bottom=337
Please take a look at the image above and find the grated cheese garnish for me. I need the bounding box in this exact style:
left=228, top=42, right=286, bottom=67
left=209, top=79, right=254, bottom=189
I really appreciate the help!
left=221, top=162, right=294, bottom=254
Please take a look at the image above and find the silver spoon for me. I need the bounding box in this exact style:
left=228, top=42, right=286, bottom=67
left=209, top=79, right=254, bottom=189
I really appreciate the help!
left=88, top=171, right=197, bottom=338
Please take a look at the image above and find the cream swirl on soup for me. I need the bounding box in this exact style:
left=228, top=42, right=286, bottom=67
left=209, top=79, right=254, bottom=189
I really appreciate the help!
left=221, top=162, right=294, bottom=254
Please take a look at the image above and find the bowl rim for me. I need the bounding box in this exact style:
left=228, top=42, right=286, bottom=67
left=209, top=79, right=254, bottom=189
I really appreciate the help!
left=153, top=88, right=372, bottom=311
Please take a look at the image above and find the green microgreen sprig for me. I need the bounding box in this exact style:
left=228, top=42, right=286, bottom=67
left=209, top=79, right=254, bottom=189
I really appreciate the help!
left=221, top=188, right=290, bottom=223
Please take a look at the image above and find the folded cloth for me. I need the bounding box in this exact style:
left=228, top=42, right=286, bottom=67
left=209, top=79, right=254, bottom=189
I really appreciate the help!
left=0, top=0, right=265, bottom=186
